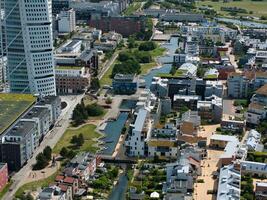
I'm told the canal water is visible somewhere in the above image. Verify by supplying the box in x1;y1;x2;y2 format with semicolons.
144;36;179;88
108;173;128;200
217;17;267;28
107;36;179;198
102;112;129;155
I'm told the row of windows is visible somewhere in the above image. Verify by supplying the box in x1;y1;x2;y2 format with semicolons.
31;44;51;48
32;53;52;58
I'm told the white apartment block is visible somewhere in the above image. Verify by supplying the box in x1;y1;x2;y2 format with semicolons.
58;8;76;33
4;0;56;95
126;109;153;156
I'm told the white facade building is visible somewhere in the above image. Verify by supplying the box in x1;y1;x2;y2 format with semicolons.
126;109;152;156
4;0;56;95
58;8;76;33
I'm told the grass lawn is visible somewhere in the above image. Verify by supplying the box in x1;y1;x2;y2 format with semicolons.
140;62;157;75
123;2;142;16
0;94;36;134
140;46;166;75
0;181;13;199
53;124;101;154
15;172;58;198
99;61;117;86
196;0;267;18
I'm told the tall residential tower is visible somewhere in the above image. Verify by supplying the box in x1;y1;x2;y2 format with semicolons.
3;0;56;95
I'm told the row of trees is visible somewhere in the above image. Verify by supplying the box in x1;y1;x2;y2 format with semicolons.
72;101;104;126
33;146;52;170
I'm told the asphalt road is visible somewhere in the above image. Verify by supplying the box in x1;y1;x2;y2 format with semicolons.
3;95;84;199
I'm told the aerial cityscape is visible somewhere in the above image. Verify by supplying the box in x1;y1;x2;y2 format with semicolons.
0;0;267;199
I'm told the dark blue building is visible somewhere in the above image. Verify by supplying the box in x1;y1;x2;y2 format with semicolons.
112;74;138;94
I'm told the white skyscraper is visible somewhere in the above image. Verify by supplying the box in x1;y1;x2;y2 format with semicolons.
3;0;56;96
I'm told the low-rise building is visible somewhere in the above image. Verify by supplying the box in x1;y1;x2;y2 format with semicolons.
245;129;263;152
173;95;200;111
216;164;241;200
209;134;240;166
64;152;101;181
241;161;267;176
197;95;223;123
245;102;267;125
221;118;245;133
55;175;79;196
38;185;72;200
251;84;267;105
112;74;138;94
205;80;223;98
150;77;168;98
178;63;198;78
55;66;90;94
180;111;201;136
255;182;267;200
0;163;8;192
147;123;178;158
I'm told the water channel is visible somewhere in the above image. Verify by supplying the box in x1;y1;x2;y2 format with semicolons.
107;36;178;199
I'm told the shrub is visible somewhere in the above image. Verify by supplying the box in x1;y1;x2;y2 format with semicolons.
138;41;157;51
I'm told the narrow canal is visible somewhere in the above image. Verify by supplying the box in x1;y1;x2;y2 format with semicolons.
101;112;129;155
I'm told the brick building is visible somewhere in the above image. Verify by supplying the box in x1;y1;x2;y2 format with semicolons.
0;163;8;191
89;16;145;37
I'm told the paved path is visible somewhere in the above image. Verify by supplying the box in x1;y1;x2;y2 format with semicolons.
3;95;84;199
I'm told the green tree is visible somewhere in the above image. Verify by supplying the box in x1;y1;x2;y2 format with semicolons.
77;134;84;146
33;153;48;170
67;150;76;159
91;78;100;90
138;41;157;51
71;135;78;145
43;146;52;161
60;147;68;158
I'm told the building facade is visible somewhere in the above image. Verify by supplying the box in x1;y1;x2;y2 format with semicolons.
0;163;8;192
58;8;76;33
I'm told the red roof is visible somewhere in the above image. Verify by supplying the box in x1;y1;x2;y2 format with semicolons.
55;175;64;182
63;176;75;184
58;183;69;192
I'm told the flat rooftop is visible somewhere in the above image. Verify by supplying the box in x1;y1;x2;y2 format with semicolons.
0;93;36;135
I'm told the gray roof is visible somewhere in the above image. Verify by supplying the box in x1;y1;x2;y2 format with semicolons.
217;164;241;200
23;106;49;119
5;121;35;138
133;109;148;132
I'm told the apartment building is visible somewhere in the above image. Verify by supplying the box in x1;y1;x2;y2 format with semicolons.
227;72;250;98
0;121;37;171
55;66;90;94
147;123;178;158
217;164;241;200
58;8;76;33
126;109;152;157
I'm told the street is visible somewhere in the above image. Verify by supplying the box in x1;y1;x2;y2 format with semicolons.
3;94;84;199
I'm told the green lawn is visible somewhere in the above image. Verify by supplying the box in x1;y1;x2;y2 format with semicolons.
123;2;142;16
140;62;157;75
53;124;101;154
0;94;36;134
15;172;58;198
100;60;119;86
0;181;13;199
197;0;267;18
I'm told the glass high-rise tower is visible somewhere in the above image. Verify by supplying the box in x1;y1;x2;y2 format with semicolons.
3;0;56;95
